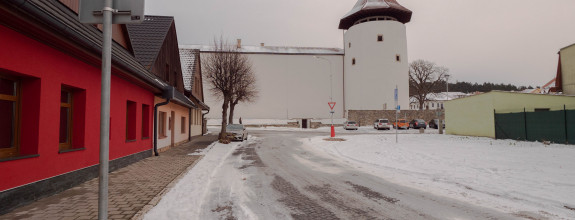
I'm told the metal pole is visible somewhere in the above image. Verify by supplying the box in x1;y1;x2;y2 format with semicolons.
99;0;113;219
395;85;398;143
314;56;335;137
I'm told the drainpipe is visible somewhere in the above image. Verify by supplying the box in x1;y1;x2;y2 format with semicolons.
153;98;171;156
188;108;192;141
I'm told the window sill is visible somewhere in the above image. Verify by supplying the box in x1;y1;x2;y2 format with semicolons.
126;139;136;143
59;148;85;154
159;136;167;139
0;154;40;162
142;137;150;140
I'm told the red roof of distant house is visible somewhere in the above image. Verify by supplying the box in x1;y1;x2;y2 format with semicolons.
339;0;412;29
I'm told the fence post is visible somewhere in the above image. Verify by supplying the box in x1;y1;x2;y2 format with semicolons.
565;105;569;144
524;108;528;141
494;109;497;139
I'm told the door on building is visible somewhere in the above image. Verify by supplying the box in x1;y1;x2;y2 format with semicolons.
302;119;308;129
171;111;175;147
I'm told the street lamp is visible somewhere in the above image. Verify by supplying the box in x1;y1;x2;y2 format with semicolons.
314;56;335;137
445;74;451;103
314;56;333;102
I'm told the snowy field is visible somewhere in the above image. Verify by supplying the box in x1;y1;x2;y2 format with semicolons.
308;134;575;219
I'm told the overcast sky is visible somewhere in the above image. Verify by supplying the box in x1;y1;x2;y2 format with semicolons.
144;0;575;87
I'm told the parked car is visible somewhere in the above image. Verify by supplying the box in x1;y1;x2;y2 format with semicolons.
226;124;247;141
393;119;409;129
409;119;427;129
428;119;445;129
373;119;391;130
343;121;359;130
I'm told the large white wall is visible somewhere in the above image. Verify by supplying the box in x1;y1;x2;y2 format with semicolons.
344;20;410;111
201;53;344;120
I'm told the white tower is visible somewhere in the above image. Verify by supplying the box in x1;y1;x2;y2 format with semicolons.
340;0;412;112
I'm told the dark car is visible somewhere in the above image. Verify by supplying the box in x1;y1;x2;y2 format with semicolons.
409;119;427;129
428;119;445;129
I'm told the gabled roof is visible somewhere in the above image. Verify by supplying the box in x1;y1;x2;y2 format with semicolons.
339;0;412;29
126;16;174;69
179;48;199;91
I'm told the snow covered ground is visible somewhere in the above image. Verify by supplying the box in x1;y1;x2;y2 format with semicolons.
308;133;575;219
146;127;575;219
209;124;439;135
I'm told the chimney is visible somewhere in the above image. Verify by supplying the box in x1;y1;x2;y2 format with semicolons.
237;39;241;49
260;43;265;47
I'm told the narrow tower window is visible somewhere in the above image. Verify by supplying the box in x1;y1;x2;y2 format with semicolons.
352;58;356;65
348;42;351;48
396;55;401;62
377;35;383;42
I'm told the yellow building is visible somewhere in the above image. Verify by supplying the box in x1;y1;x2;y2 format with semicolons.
560;43;575;95
445;91;575;138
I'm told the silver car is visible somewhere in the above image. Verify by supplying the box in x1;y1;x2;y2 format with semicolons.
373;119;391;130
343;121;359;130
226;124;247;141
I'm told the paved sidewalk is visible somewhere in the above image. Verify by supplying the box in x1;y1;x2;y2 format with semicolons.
0;135;217;220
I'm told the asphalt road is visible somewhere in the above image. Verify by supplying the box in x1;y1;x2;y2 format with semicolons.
201;130;522;220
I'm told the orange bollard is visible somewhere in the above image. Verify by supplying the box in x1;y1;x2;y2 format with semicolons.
331;125;335;137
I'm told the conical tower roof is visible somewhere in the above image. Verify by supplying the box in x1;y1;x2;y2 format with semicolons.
339;0;412;29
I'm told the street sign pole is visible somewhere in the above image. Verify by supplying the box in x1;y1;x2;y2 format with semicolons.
395;86;398;143
79;1;144;219
98;1;112;219
329;102;336;137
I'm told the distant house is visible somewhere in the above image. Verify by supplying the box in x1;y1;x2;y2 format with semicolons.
409;92;469;110
180;49;210;134
127;16;207;152
445;91;575;138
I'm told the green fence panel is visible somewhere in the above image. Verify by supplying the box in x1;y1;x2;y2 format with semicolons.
526;111;566;143
567;110;575;144
495;112;526;140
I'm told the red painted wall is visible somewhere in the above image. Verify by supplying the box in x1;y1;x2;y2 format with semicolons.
0;25;154;191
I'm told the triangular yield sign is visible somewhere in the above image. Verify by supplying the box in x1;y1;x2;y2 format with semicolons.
328;102;336;110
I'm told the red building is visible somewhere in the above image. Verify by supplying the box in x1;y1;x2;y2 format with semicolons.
0;0;193;213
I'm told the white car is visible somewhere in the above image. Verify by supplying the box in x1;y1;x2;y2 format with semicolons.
343;121;359;130
374;119;391;130
226;124;247;141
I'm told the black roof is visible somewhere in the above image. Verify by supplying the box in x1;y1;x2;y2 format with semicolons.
339;0;412;29
126;16;174;69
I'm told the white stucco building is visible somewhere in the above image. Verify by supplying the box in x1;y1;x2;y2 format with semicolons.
181;0;413;125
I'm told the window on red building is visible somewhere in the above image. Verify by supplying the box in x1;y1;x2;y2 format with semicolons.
142;104;150;139
126;100;137;141
59;88;73;150
0;75;20;159
59;85;86;152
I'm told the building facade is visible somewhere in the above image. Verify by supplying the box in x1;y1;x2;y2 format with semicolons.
182;0;413;124
445;91;575;138
559;44;575;95
0;1;208;213
0;0;163;213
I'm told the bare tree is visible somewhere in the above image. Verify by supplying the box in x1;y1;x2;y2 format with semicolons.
203;37;256;140
409;59;449;110
228;68;257;124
